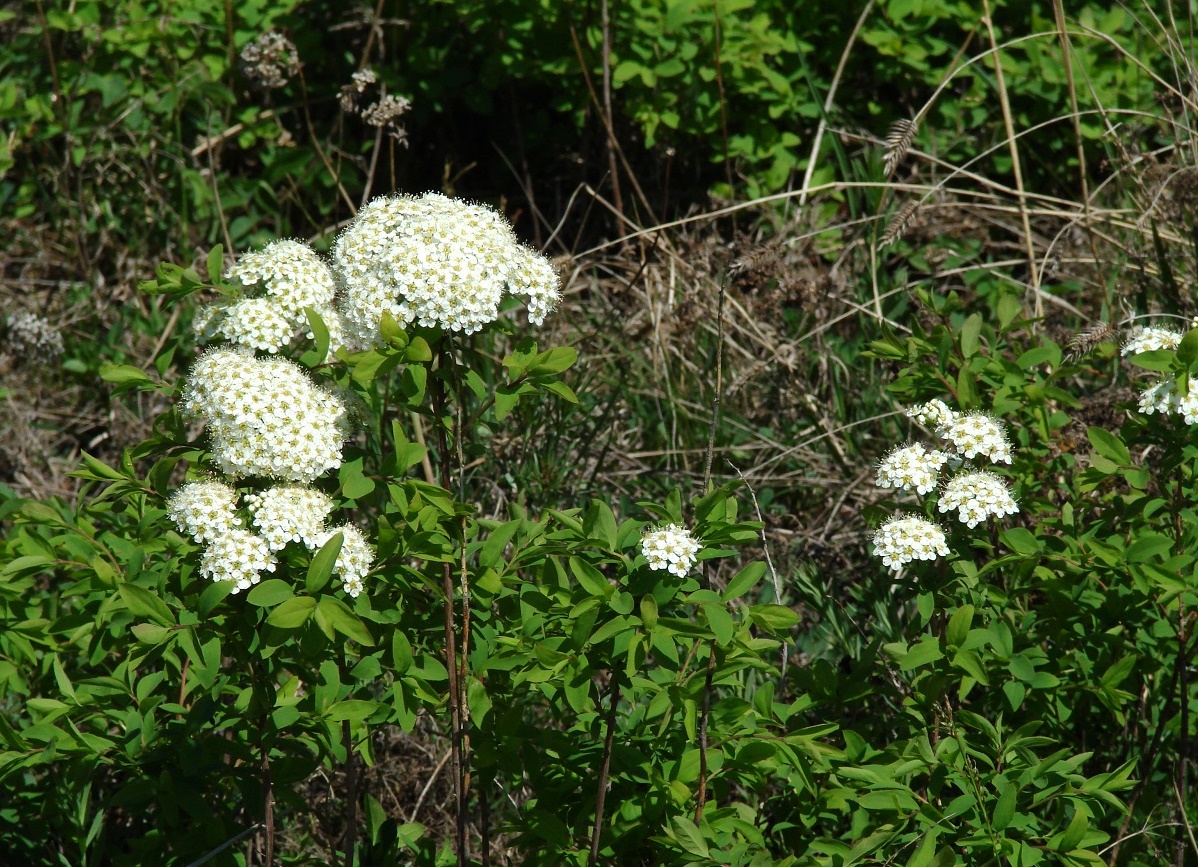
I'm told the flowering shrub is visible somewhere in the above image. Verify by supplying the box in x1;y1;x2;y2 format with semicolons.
0;212;1176;864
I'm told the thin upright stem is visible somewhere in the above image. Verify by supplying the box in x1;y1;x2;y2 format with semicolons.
694;273;726;823
588;679;622;867
262;747;274;867
434;348;468;867
343;720;359;867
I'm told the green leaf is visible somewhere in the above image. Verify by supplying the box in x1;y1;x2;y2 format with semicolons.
722;561;766;601
959;312;983;358
1086;426;1130;466
467;678;492;725
307;533;344;594
1127;349;1175;372
480;520;521;569
317;597;374;645
544;380;578;403
119;583;175;626
246;579;294;607
301;307;331;366
584;500;618;549
130;623;172;645
748;604;799;633
670;816;710;858
640;594;658;631
404;335;432;362
956;367;979;407
1179;328;1198;366
904;827;941;867
900;637;943;670
570;557;612;599
945;604;974;648
1055;809;1089;852
325;699;379;722
379;311;407;346
339;460;376;500
702;602;734;646
100;364;158;392
266;596;317;628
991;782;1017;831
206;244;223;281
1001;527;1041;556
527;346;577;376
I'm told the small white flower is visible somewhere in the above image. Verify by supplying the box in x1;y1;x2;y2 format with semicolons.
244;485;335;550
1140;376;1182;417
313;524;375;597
937;412;1013;464
1122;325;1182;356
937;471;1018;528
199;528;277;592
872;515;950;571
640;524;702;577
906;399;957;428
876;443;950;495
168;480;242;543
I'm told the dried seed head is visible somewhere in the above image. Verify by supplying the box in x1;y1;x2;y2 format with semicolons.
883;118;918;177
1064;321;1118;363
880;200;921;248
5;310;65;363
240;31;299;91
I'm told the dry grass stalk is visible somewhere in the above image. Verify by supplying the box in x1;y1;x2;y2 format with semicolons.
879;200;922;248
883;118;918;177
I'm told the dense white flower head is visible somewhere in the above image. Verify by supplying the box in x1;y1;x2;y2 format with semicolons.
199;528;277;592
906;399;957;428
333;193;560;341
876;443;950;495
937;412;1012;464
194;241;343;353
1138;376;1182;417
225;239;337;314
872;515;950;571
245;485;336;550
937;471;1018;528
641;524;702;577
168;480;242;543
1123;325;1183;357
182;348;352;482
314;524;375;597
212;297;296;353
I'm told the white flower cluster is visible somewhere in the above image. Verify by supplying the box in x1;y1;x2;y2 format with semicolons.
937;471;1019;528
182;348;351;482
1122;323;1198;425
314;525;374;597
937;412;1013;464
169;479;374;594
245;485;335;550
200;529;277;592
876;443;950;495
168;480;242;543
906;399;956;428
334;193;560;341
195;240;353;354
872;399;1019;570
873;515;950;571
1122;325;1182;356
641;524;702;577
